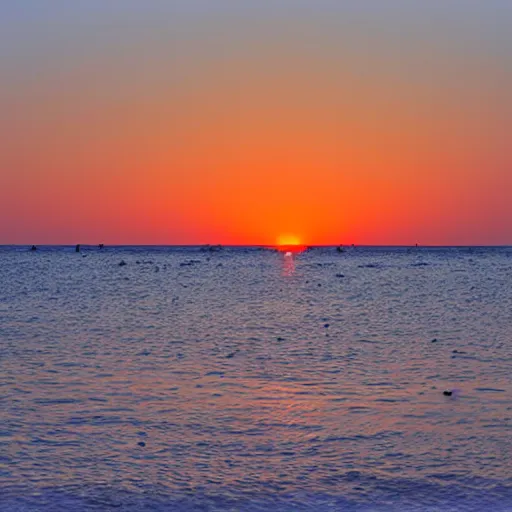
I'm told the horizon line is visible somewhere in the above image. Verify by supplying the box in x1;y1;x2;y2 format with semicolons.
2;244;511;248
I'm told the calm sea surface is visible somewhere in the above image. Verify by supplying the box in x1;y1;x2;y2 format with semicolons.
1;246;511;511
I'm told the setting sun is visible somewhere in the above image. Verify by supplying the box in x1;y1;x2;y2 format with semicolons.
277;234;301;247
275;234;306;253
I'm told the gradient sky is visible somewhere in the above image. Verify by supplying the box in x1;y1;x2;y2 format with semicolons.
1;1;511;245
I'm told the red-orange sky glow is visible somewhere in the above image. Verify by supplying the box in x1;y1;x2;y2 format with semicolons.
1;3;511;245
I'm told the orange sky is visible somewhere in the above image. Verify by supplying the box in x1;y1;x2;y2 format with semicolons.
1;3;511;245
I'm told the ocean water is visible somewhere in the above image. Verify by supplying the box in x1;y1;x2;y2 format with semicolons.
1;245;511;511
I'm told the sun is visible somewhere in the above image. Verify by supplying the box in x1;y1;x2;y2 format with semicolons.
277;234;301;247
275;234;307;252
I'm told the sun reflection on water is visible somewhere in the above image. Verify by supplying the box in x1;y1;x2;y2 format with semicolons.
282;251;296;276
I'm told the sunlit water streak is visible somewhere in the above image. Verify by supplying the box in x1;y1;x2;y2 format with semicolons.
1;246;511;511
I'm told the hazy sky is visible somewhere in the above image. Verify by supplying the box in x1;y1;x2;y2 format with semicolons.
1;1;511;245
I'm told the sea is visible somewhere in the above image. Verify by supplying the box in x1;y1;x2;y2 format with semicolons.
1;245;511;511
